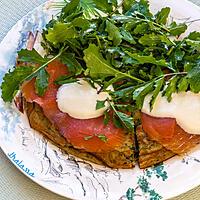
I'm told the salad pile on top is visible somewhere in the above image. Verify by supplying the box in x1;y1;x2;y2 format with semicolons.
1;0;200;132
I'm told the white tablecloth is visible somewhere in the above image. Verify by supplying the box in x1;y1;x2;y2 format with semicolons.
0;0;200;199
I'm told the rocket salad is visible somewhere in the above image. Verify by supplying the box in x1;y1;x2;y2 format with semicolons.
1;0;200;131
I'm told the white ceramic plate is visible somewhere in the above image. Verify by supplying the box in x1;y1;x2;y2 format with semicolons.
1;1;200;199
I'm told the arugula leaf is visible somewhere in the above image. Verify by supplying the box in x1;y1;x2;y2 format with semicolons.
188;31;200;40
122;0;136;13
114;104;133;113
169;22;187;36
18;49;48;64
96;100;106;110
106;20;122;46
80;0;100;18
72;17;90;30
187;65;200;93
162;76;179;101
174;48;185;61
92;0;116;13
59;53;82;75
126;51;168;66
185;39;200;52
113;86;135;99
1;48;65;102
150;65;163;77
168;47;185;72
26;50;65;83
120;27;136;44
133;22;148;34
83;44;144;83
115;111;134;131
125;0;152;19
178;77;189;92
139;33;171;46
55;75;78;85
106;47;125;57
112;15;133;23
133;82;154;109
83;44;120;79
155;7;170;25
150;77;164;110
1;66;34;102
108;100;134;130
35;68;49;96
112;115;123;128
108;0;117;7
46;22;78;45
103;110;110;125
60;0;80;20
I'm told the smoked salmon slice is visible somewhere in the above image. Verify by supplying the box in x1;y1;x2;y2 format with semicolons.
22;60;127;153
141;113;200;154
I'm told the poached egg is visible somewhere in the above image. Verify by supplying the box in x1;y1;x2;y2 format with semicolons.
142;91;200;135
56;79;113;119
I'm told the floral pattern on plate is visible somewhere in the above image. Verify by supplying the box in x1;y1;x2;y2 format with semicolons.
0;1;200;199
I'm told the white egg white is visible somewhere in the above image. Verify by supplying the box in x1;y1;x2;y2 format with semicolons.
56;79;113;119
142;91;200;135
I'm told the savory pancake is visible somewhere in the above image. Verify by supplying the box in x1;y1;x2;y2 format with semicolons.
136;125;175;169
24;100;136;168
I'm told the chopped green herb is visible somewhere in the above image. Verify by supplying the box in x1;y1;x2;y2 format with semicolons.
84;133;108;143
84;135;94;141
97;134;108;142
